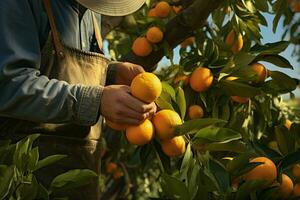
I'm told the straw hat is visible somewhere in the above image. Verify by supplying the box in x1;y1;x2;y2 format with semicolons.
76;0;146;16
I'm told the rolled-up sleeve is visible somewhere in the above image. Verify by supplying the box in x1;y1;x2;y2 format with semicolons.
0;0;103;126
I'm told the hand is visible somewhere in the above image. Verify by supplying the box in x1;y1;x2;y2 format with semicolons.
100;85;156;125
110;62;145;85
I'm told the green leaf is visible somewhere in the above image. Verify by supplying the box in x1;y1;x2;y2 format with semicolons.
16;176;39;200
219;79;262;97
160;174;190;200
28;147;39;171
180;143;192;183
155;96;174;110
233;52;256;67
0;165;15;199
175;118;227;136
255;54;293;69
235;180;267;200
277;150;300;172
227;153;254;174
254;0;269;12
162;82;176;101
50;169;98;192
263;71;297;94
35;155;67;171
36;183;49;200
275;125;295;155
206;140;246;153
176;87;186;119
250;41;289;54
193;127;241;144
188;162;200;199
209;159;230;194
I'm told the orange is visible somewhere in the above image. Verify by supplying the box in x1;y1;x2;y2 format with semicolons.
291;1;300;12
188;105;204;119
230;96;250;104
131;72;162;103
173;5;183;14
106;120;128;131
190;67;213;92
292;164;300;177
250;63;268;83
173;75;189;85
285;119;292;130
224;6;231;13
155;1;171;18
113;169;124;179
132;37;152;57
148;8;157;17
293;183;300;197
126;119;154;145
243;157;277;184
180;36;195;48
161;136;186;157
277;173;293;199
153;109;182;140
146;26;164;43
225;29;243;53
106;162;118;174
226;76;249;104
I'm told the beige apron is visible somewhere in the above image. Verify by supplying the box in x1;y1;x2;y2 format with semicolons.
0;0;109;199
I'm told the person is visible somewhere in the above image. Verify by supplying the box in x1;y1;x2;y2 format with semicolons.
0;0;156;199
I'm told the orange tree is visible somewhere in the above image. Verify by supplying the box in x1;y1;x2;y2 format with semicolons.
101;0;300;199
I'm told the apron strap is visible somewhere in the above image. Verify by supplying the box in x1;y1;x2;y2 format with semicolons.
43;0;65;57
91;13;103;51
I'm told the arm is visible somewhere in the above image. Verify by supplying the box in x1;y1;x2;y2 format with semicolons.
0;0;101;126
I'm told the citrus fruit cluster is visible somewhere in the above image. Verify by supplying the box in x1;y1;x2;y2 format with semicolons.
233;156;300;198
107;72;186;157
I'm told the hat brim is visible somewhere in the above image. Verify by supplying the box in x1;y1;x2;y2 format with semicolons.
76;0;146;16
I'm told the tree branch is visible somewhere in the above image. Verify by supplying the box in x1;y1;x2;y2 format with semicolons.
121;0;224;71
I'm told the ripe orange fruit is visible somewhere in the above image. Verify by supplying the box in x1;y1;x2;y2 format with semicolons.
126;119;154;145
153;109;182;140
291;1;300;12
132;37;153;57
155;1;171;18
250;63;268;83
225;30;243;53
148;8;157;17
226;76;249;104
173;5;183;14
113;169;124;179
188;105;204;119
161;136;186;157
131;72;162;103
180;37;195;48
146;27;164;43
230;96;250;104
292;164;300;177
106;162;118;174
173;75;189;85
293;183;300;197
190;67;213;92
277;173;293;199
243;157;277;183
285;119;292;130
106;120;128;131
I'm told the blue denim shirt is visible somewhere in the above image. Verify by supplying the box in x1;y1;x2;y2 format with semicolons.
0;0;109;126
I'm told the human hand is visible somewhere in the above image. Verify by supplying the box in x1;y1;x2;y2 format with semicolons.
110;62;145;86
100;85;156;125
